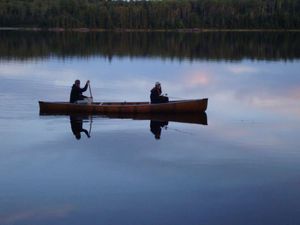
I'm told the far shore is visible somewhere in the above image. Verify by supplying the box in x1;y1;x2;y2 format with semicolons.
1;27;300;32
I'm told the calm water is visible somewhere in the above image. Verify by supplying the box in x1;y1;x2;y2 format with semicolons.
0;31;300;225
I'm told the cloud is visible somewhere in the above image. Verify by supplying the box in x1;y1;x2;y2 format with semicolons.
0;61;81;87
0;204;75;224
249;95;300;116
183;71;211;87
0;62;34;76
288;86;300;98
227;65;258;74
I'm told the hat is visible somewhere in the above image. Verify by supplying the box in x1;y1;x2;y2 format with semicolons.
155;82;161;86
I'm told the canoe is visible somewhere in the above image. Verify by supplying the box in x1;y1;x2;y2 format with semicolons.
39;98;208;115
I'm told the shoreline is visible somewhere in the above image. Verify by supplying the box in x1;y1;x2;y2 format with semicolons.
1;27;300;32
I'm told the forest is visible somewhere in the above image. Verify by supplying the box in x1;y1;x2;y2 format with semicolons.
0;0;300;29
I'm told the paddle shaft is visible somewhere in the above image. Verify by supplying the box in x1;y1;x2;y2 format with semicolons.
88;83;93;98
88;115;93;137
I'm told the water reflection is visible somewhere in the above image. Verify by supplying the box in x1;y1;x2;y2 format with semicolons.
70;115;91;140
1;29;300;225
0;31;299;61
104;112;208;125
42;113;207;140
150;120;168;140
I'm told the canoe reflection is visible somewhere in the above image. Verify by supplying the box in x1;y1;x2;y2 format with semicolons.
107;112;208;125
70;115;91;140
41;112;207;140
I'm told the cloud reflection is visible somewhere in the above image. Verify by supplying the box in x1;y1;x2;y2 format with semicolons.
227;65;258;74
184;71;211;87
1;58;300;119
0;204;75;225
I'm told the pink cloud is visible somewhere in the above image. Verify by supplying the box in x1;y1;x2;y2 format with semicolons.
0;204;75;224
184;71;211;87
288;86;300;98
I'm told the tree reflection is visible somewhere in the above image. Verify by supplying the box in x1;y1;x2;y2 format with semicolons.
1;31;299;61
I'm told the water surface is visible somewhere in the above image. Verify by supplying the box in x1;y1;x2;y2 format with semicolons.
0;31;300;225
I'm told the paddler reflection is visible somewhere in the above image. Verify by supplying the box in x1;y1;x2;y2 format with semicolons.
70;115;91;140
150;120;168;140
66;113;207;140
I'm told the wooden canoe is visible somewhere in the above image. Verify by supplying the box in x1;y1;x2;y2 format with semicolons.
39;98;208;115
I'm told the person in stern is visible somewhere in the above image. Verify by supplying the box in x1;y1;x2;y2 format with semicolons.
150;82;169;104
69;80;90;103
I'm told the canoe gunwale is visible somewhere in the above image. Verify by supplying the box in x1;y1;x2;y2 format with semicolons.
39;99;206;106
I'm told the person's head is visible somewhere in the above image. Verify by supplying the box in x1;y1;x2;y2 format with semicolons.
155;82;161;88
75;80;80;87
75;133;81;140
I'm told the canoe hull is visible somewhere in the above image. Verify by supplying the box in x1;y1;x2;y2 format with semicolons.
39;99;208;115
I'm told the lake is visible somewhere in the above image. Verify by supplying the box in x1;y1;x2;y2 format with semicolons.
0;30;300;225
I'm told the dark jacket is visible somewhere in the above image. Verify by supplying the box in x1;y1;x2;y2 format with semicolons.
69;83;88;103
150;87;162;103
150;86;168;104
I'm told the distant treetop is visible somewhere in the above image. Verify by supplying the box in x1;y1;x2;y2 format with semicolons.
0;0;299;29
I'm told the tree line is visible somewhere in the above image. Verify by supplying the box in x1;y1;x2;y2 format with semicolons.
0;0;300;29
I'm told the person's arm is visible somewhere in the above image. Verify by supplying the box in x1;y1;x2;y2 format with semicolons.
81;83;88;92
82;129;90;138
80;80;90;92
158;87;162;95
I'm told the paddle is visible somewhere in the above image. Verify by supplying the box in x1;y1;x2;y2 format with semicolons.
88;82;93;99
88;115;93;138
88;82;93;137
